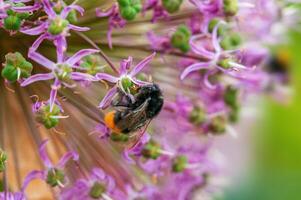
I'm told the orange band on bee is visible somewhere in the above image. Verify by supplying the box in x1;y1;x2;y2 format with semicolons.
104;111;121;133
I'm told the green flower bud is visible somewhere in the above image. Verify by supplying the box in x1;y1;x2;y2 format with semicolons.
55;64;72;81
80;55;103;75
0;149;7;172
223;0;238;16
120;76;134;92
4;15;21;31
118;0;141;21
162;0;183;13
36;104;61;129
46;168;65;187
1;52;33;82
189;106;206;125
53;2;64;14
220;32;242;50
7;3;30;20
229;107;239;122
120;6;137;21
66;9;78;24
110;132;129;142
171;25;191;53
172;155;188;173
132;3;142;12
208;18;226;36
118;0;130;7
224;85;239;109
89;182;106;199
142;140;161;159
209;116;227;134
217;58;232;69
48;17;69;35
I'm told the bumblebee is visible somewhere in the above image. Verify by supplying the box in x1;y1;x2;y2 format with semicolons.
104;84;164;134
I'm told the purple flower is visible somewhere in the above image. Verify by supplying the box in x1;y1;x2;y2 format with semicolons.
0;161;53;200
21;48;99;111
142;0;169;22
27;139;79;188
96;52;156;109
180;22;256;88
21;0;88;52
122;132;151;163
147;31;172;52
190;0;223;15
96;4;126;49
60;168;125;200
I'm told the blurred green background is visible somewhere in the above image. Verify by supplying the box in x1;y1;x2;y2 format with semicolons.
222;31;301;200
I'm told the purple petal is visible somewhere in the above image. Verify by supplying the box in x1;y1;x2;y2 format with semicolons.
98;87;117;109
54;36;67;63
56;151;79;169
107;28;113;49
120;56;132;75
68;24;90;32
66;49;99;66
49;79;60;112
12;3;40;12
132;78;151;86
190;35;215;58
129;52;156;77
20;23;47;35
204;69;218;90
95;73;119;83
71;72;97;81
21;73;54;87
122;150;135;164
106;176;116;192
41;0;56;18
91;168;105;181
21;170;46;193
39;139;53;168
180;62;211;80
95;5;116;17
212;22;223;52
60;5;84;19
29;33;50;52
28;51;56;70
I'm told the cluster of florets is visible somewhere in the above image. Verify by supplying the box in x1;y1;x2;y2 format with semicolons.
0;0;295;199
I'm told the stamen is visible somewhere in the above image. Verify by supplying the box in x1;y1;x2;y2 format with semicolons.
52;128;67;136
49;115;69;119
226;125;238;138
4;83;15;93
102;193;114;200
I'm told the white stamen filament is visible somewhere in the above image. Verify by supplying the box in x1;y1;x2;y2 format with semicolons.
17;68;21;80
57;180;65;188
226;125;238;138
49;115;69;119
238;2;255;8
185;162;202;170
228;61;249;70
157;149;175;156
102;193;113;200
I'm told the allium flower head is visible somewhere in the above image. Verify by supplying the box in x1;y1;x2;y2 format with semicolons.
0;0;294;199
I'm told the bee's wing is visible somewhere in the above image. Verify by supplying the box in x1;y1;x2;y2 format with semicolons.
116;100;150;133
